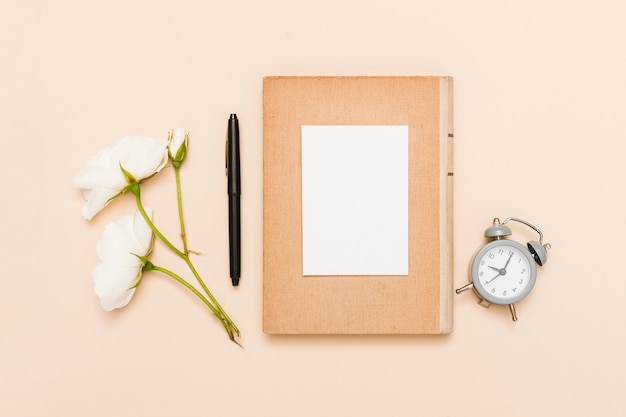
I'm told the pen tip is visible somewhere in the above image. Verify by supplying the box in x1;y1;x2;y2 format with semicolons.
230;113;237;119
231;277;240;286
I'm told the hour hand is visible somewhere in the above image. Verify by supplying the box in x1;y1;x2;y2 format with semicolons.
488;265;500;272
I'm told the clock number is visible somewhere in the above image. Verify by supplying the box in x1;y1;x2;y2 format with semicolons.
491;288;496;293
521;269;526;274
481;260;485;266
519;279;524;284
488;253;495;259
498;249;504;255
502;290;507;296
512;288;517;292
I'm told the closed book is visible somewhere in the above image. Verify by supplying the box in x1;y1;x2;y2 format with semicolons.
263;76;453;334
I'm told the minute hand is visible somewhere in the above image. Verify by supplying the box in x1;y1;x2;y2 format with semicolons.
485;271;502;285
503;252;514;269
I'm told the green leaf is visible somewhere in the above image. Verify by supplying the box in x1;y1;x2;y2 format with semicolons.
119;163;136;184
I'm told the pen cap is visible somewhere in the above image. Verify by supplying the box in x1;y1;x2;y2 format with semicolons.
227;114;241;194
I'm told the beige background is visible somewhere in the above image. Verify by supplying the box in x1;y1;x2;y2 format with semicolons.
1;1;624;416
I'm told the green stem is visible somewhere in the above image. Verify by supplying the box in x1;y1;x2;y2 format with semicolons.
147;263;237;343
130;182;240;343
182;256;240;335
174;166;189;255
171;169;239;336
131;185;184;258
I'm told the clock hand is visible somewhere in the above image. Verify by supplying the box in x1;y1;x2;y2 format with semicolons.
503;252;514;269
484;271;502;285
484;253;514;285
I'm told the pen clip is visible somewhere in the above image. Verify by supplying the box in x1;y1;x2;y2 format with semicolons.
225;134;229;177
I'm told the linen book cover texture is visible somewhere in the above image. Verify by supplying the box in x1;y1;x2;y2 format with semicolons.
263;76;453;334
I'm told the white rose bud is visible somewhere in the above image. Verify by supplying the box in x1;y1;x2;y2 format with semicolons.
168;128;188;167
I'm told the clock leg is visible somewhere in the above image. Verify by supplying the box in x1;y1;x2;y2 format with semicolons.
508;304;517;322
455;283;473;294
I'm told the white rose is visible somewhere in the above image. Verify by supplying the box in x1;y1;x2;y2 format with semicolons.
92;209;154;311
74;136;169;220
168;127;188;164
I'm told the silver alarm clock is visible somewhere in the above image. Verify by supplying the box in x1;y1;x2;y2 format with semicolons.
456;217;551;321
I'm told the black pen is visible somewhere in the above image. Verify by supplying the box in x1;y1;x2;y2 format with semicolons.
226;114;241;286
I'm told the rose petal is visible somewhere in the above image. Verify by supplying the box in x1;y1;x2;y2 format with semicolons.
73;156;126;190
75;136;168;220
97;220;140;267
116;136;169;180
168;128;187;159
92;209;154;311
132;208;153;255
81;186;121;221
93;263;138;311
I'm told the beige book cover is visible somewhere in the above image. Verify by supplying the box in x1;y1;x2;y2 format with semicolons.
263;76;453;334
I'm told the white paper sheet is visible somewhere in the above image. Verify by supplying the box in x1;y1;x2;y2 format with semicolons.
301;125;409;276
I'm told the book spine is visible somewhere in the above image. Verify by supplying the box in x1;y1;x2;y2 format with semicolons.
440;76;454;333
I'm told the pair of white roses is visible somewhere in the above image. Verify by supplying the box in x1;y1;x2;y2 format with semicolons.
74;129;239;345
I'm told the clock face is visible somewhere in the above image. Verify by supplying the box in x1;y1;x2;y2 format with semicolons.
470;240;537;305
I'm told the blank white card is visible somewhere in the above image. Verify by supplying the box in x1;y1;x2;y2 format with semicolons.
301;125;408;276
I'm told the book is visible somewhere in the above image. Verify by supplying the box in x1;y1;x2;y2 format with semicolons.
263;76;454;334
